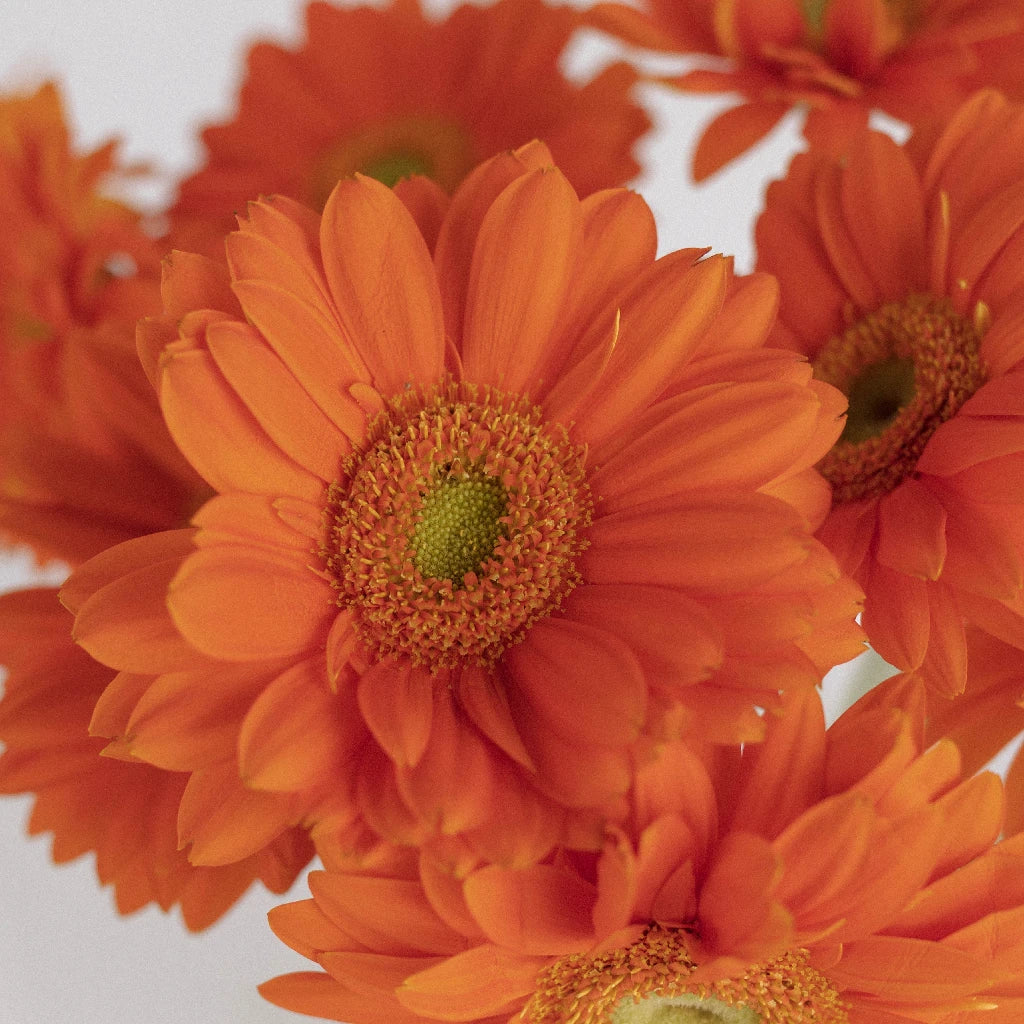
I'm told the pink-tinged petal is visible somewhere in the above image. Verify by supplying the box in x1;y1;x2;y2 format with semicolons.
583;494;812;593
167;545;334;662
456;665;535;771
357;660;434;768
308;869;468;957
460;168;581;396
179;761;303;865
860;559;930;672
320;175;445;393
434;141;554;344
160;345;323;501
504;617;645;746
875;479;947;580
230;279;369;440
563;584;722;688
397;944;544;1020
204;319;346;481
463;863;596;955
240;654;364;791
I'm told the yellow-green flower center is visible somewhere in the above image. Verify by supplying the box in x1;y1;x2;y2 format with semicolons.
361;150;435;189
323;381;592;670
812;294;986;504
523;926;849;1024
412;469;509;583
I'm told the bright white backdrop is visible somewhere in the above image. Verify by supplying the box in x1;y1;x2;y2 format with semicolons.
0;3;853;1022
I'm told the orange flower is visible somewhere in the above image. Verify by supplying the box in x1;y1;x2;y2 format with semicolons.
754;90;1024;696
169;0;649;255
65;142;862;870
0;587;313;930
588;0;1024;179
261;685;1024;1022
0;82;204;565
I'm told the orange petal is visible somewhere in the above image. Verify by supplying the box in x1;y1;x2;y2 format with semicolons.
693;101;790;182
463;863;596;955
167;545;334;661
240;654;364;791
875;478;947;581
357;660;435;769
320;175;445;394
460;168;581;396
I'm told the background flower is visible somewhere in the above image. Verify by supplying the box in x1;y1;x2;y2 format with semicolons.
755;90;1024;697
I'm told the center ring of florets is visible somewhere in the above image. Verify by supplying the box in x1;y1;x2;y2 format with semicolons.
812;294;987;504
322;380;593;670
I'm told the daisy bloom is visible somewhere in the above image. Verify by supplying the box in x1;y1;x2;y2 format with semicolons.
260;684;1024;1023
0;587;314;930
65;142;862;871
754;89;1024;695
0;81;204;565
588;0;1024;180
169;0;649;255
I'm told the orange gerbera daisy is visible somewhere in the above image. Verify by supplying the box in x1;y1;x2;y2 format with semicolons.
0;82;205;565
588;0;1024;179
169;0;649;256
261;684;1024;1022
754;89;1024;696
0;588;313;930
65;142;862;870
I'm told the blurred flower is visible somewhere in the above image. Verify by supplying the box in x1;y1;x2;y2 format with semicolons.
0;82;205;565
261;685;1024;1022
755;89;1024;696
169;0;649;255
0;587;313;929
63;142;861;872
589;0;1024;179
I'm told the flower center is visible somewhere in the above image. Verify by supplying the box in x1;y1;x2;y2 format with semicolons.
523;927;848;1024
812;295;986;504
305;115;475;209
323;381;592;670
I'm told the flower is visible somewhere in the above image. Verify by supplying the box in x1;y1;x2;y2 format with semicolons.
0;587;314;930
588;0;1024;179
65;142;862;871
0;81;204;565
754;89;1024;695
260;684;1024;1022
169;0;649;255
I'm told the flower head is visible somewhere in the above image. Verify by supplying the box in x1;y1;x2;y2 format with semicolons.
0;82;203;564
65;143;862;871
0;587;313;930
755;89;1024;695
260;685;1024;1022
170;0;650;254
589;0;1024;179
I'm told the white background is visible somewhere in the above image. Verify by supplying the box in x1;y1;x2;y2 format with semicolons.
0;3;860;1022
